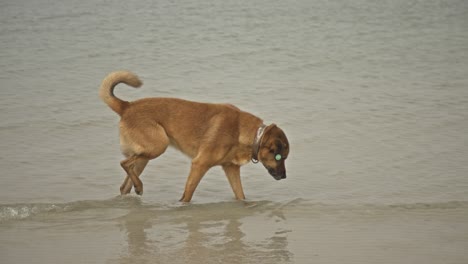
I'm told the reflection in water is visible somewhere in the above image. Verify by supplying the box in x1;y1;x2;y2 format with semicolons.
114;202;293;264
117;208;157;263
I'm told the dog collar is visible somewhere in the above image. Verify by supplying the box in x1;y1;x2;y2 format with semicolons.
251;124;267;164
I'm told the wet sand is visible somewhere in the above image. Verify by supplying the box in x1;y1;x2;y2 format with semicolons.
2;198;468;264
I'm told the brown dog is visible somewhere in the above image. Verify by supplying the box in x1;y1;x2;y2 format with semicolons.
99;71;290;202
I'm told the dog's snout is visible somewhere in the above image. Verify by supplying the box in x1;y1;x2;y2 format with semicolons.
267;167;287;181
268;168;276;175
277;170;286;180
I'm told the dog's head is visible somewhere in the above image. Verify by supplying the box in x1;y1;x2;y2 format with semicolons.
258;124;290;180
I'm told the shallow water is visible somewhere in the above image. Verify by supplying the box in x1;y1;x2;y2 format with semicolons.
1;0;468;263
2;197;468;264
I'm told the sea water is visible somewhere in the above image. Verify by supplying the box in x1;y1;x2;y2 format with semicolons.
1;0;468;263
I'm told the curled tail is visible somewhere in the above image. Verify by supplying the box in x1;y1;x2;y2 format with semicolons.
99;71;143;116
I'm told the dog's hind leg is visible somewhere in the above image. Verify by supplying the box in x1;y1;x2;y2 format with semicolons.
120;176;131;195
222;164;245;200
119;123;169;195
120;156;148;195
120;158;149;195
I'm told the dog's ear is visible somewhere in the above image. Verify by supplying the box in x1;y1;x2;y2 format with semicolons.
263;123;277;135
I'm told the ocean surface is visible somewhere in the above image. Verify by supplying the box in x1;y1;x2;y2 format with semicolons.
1;0;468;263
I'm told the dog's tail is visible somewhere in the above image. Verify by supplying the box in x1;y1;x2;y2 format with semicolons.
99;71;142;116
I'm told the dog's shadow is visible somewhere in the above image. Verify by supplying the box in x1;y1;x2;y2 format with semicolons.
114;199;293;264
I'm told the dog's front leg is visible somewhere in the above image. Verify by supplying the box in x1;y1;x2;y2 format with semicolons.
180;160;210;202
222;164;245;200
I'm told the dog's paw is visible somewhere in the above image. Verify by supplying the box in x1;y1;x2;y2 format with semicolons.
179;193;192;203
179;195;186;202
120;187;132;195
134;187;143;196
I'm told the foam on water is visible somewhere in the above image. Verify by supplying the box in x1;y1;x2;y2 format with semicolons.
2;197;468;223
0;196;141;222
